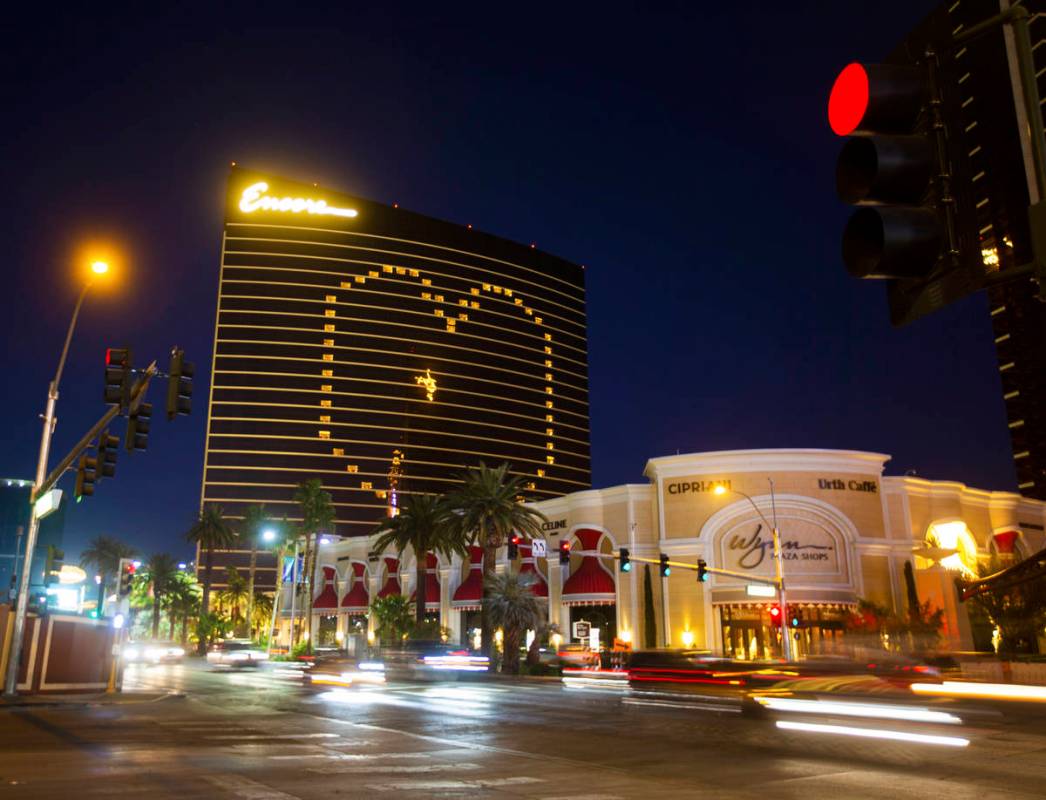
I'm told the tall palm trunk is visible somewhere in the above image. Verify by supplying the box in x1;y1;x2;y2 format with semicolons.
415;549;427;625
152;594;161;639
181;614;189;646
198;548;214;655
168;612;176;641
481;538;496;671
247;541;257;639
303;533;316;649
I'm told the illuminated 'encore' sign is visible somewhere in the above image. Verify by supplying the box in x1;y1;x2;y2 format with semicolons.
239;181;358;218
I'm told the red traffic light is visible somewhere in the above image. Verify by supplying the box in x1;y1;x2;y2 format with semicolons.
828;63;868;136
769;604;781;619
510;533;522;546
125;562;136;575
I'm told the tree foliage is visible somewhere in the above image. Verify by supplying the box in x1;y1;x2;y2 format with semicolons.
484;571;543;674
968;557;1046;655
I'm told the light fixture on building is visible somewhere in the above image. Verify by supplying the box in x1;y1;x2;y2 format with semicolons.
680;630;695;648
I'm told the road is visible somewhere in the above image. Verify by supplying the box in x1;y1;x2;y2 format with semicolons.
1;659;1045;799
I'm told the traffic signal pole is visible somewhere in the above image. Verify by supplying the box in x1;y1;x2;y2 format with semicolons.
2;364;156;697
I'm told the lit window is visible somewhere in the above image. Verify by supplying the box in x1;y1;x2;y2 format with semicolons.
319;430;331;440
544;333;552;341
321;384;332;392
526;481;535;490
323;353;333;361
396;266;406;275
545;359;552;367
534;317;542;325
368;270;378;278
381;265;393;273
494;286;503;294
435;309;444;317
324;309;336;317
458;313;468;321
1009;419;1025;429
537;469;545;477
546;455;555;465
324;324;335;332
340;281;351;289
483;283;491;291
544;346;552;354
320;415;331;423
1015;451;1030;459
446;322;456;332
361;481;373;490
376;489;387;499
546;428;554;436
525;308;533;315
459;299;469;307
545;373;553;381
505;289;513;297
355;275;365;284
546;401;553;409
422;278;432;286
409;269;419;277
325;294;337;302
421;292;432;300
435;294;444;302
321;369;333;377
546;442;554;450
545;386;553;394
471;288;480;296
347;464;358;473
470;301;479;309
514;298;523;306
323;338;334;347
320;399;332;408
545;414;553;423
332;447;344;456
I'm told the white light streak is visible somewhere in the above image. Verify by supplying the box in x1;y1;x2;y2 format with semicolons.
776;720;969;747
758;697;961;724
912;680;1046;702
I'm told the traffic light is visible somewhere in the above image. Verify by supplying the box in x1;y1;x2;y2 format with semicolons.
96;429;118;482
769;604;782;626
696;558;708;582
659;554;670;577
118;559;136;597
618;547;631;573
166;347;194;420
44;545;64;584
104;348;133;413
74;452;97;502
507;533;521;560
790;608;802;628
558;539;571;564
126;402;152;452
828;7;1043;326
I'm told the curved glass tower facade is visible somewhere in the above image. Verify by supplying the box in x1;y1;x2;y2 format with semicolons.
202;168;591;538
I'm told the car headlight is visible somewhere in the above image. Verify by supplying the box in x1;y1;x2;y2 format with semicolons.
358;661;385;672
145;648;163;660
169;648;185;658
124;648;139;660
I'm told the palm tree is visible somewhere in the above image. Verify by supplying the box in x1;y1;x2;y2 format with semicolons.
144;553;179;640
240;504;270;636
251;591;274;642
293;480;335;648
165;574;202;645
372;494;465;624
185;504;238;652
484;571;543;674
79;535;136;613
218;567;250;634
444;462;547;667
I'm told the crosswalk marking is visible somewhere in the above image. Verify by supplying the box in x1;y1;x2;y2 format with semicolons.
307;763;480;775
367;776;544;792
267;752;432;761
201;773;301;800
205;733;340;741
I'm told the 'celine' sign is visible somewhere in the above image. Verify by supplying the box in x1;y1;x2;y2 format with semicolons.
239;181;359;218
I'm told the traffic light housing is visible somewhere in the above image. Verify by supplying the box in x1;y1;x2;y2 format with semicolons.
126;402;152;452
44;545;64;585
558;539;571;564
790;608;802;628
96;429;118;481
769;604;782;626
74;452;97;502
104;348;133;413
507;533;521;560
696;558;708;582
167;347;194;420
659;553;670;577
118;559;136;597
619;547;631;573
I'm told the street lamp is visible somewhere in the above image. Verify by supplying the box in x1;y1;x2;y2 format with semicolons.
262;528;277;543
4;259;112;697
713;480;793;662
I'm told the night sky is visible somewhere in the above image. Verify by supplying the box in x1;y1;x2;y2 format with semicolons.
2;1;1009;565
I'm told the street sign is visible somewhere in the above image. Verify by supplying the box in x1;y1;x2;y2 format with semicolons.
572;621;591;640
33;489;62;519
531;539;547;558
746;584;776;598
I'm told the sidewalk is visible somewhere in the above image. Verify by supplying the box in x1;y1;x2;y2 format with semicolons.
0;690;183;708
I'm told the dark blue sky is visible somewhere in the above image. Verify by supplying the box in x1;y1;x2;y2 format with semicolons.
2;1;1009;564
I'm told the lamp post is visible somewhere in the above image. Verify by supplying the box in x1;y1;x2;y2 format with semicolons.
4;261;109;697
714;479;792;662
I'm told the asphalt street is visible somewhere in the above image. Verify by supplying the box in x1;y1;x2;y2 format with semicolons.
1;660;1045;799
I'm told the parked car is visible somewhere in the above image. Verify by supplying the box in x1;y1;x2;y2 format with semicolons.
124;641;185;664
206;639;268;668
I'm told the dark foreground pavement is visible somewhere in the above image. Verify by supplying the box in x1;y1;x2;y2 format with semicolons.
1;660;1045;799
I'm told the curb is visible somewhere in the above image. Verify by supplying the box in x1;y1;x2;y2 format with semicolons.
0;690;184;709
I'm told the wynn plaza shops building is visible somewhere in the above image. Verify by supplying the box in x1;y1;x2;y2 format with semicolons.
300;449;1046;658
197;168;591;591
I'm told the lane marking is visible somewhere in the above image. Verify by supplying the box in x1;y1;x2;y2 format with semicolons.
268;752;432;761
205;733;340;741
201;773;301;799
307;763;480;775
367;776;544;791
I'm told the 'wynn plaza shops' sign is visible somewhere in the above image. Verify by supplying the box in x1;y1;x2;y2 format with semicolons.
715;519;845;578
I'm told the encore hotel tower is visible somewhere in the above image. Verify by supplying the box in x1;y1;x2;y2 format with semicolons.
200;168;591;555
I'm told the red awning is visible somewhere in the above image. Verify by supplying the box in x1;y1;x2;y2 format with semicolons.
562;529;615;606
377;557;401;598
313;566;339;610
410;553;440;611
519;542;548;598
452;546;485;609
341;562;369;614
